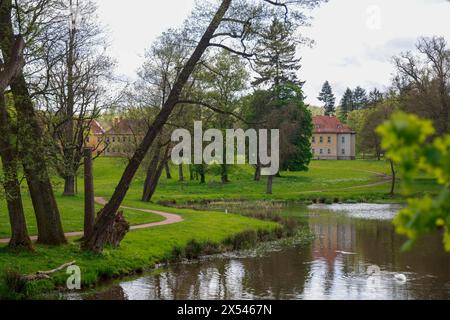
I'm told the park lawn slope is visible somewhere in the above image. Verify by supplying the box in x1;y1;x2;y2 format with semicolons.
0;194;165;238
0;204;279;299
100;158;437;203
0;158;438;238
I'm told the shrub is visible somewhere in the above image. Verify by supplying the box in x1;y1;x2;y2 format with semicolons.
225;230;258;250
3;271;27;295
184;240;203;259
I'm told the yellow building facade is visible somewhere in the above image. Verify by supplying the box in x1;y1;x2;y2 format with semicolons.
311;116;356;160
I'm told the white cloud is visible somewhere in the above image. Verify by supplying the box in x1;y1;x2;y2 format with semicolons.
301;0;450;105
93;0;450;106
94;0;196;80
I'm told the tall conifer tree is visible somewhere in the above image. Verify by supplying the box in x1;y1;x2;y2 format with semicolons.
318;81;336;115
253;19;302;87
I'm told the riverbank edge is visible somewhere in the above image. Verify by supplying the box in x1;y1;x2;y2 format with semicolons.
0;205;311;300
68;227;315;300
157;195;409;208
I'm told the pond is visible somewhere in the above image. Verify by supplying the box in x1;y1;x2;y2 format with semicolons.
75;203;450;300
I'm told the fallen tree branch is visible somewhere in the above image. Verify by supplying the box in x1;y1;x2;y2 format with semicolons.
23;261;77;281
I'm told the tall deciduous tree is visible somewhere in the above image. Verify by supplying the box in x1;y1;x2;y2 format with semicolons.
0;0;66;245
196;50;249;183
393;36;450;136
243;84;312;194
41;0;116;197
0;35;32;249
318;81;336;116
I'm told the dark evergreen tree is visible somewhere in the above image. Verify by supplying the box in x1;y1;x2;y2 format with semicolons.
353;86;369;110
274;84;313;172
368;88;384;106
253;19;302;87
318;81;336;115
339;88;354;121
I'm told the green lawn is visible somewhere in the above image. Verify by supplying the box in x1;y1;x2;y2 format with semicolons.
0;158;439;298
1;158;436;238
0;194;165;239
92;157;438;204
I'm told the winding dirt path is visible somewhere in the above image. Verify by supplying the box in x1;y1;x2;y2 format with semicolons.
297;169;392;194
0;197;184;244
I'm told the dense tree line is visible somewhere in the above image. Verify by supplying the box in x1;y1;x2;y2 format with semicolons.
0;0;325;252
321;36;449;164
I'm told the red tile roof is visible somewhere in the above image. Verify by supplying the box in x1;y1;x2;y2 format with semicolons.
89;120;105;135
313;116;355;134
106;118;146;135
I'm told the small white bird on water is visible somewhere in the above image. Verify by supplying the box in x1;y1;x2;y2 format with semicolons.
394;273;407;283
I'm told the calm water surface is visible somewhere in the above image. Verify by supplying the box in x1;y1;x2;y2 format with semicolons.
79;203;450;300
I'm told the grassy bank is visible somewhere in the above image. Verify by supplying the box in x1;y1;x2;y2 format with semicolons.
0;205;280;299
0;158;427;237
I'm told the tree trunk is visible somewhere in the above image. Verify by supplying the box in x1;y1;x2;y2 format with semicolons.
266;175;274;195
221;164;229;184
390;160;396;197
165;162;172;179
254;165;262;182
142;152;161;202
0;0;66;246
12;76;67;245
145;160;166;203
143;146;170;202
179;164;184;182
189;164;194;181
62;6;76;196
104;211;130;248
84;148;95;239
82;0;232;253
200;173;206;184
63;175;76;196
0;94;32;249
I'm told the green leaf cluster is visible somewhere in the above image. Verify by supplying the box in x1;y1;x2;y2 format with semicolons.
377;112;450;251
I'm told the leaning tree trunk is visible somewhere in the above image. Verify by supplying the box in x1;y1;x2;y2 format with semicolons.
0;0;66;245
0;94;32;249
82;0;232;253
142;152;161;202
143;146;170;202
145;159;166;203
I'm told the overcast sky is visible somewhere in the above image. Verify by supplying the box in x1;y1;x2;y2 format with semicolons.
94;0;450;106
